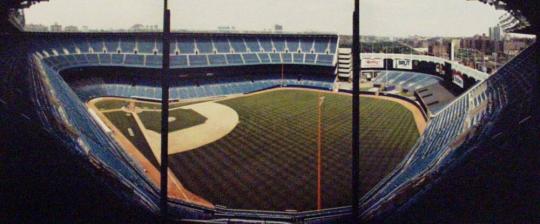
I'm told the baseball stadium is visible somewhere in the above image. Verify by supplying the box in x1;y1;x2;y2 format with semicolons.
1;0;539;223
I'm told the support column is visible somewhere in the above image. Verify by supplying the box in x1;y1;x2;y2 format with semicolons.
160;0;171;223
351;0;361;222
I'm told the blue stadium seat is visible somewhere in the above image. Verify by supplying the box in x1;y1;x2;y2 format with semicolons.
104;39;119;53
300;39;314;53
258;53;271;63
86;54;99;64
188;55;209;66
120;38;136;53
195;38;214;53
171;55;188;67
273;38;286;52
259;37;273;52
124;54;144;65
111;54;124;64
146;55;162;67
286;37;300;53
245;37;261;52
226;54;243;64
304;54;316;64
269;53;281;63
313;38;329;53
213;38;231;53
88;38;104;53
98;54;112;64
178;37;195;54
316;54;333;65
229;38;247;53
242;53;260;64
208;54;227;65
281;53;292;63
293;53;304;63
137;39;156;54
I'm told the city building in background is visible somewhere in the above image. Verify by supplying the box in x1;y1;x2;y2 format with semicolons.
49;22;62;32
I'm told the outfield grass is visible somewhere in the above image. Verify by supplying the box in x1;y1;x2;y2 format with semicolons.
138;108;207;132
104;111;159;168
167;89;419;211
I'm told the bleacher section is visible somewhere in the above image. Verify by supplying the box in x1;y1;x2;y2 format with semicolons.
416;83;457;114
360;43;538;220
372;71;442;92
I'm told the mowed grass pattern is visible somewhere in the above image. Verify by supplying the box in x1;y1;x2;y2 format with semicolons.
104;111;159;168
168;90;419;211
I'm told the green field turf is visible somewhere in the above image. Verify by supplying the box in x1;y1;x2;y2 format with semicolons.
95;99;129;110
103;111;159;168
94;98;203;111
95;89;419;211
166;89;420;211
135;101;205;110
138;108;207;132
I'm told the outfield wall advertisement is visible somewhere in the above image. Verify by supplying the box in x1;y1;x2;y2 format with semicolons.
361;58;384;69
393;59;412;70
453;73;464;88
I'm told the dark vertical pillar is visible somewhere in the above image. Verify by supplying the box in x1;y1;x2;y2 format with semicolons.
444;62;453;83
351;0;361;222
160;0;171;223
533;36;540;146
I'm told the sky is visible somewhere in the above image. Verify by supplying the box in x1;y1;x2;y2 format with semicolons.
24;0;505;37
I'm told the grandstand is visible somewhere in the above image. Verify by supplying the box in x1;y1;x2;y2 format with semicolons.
1;0;539;223
33;34;338;70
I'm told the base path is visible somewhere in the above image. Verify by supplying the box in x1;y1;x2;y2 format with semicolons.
139;102;239;156
86;99;213;208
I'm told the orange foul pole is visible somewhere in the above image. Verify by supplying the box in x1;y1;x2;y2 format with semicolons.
317;95;325;210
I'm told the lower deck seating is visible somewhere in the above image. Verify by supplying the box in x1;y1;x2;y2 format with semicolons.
69;74;335;101
361;43;538;219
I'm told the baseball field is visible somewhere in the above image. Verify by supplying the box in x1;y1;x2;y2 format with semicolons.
89;88;421;211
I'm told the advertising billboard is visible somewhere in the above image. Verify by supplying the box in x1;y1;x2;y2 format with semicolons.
453;73;464;88
436;63;443;75
393;59;412;70
361;58;384;69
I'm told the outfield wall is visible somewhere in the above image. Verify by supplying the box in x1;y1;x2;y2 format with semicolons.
358;53;488;95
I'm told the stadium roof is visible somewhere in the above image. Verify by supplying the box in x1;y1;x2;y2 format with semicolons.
0;0;47;9
475;0;540;34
